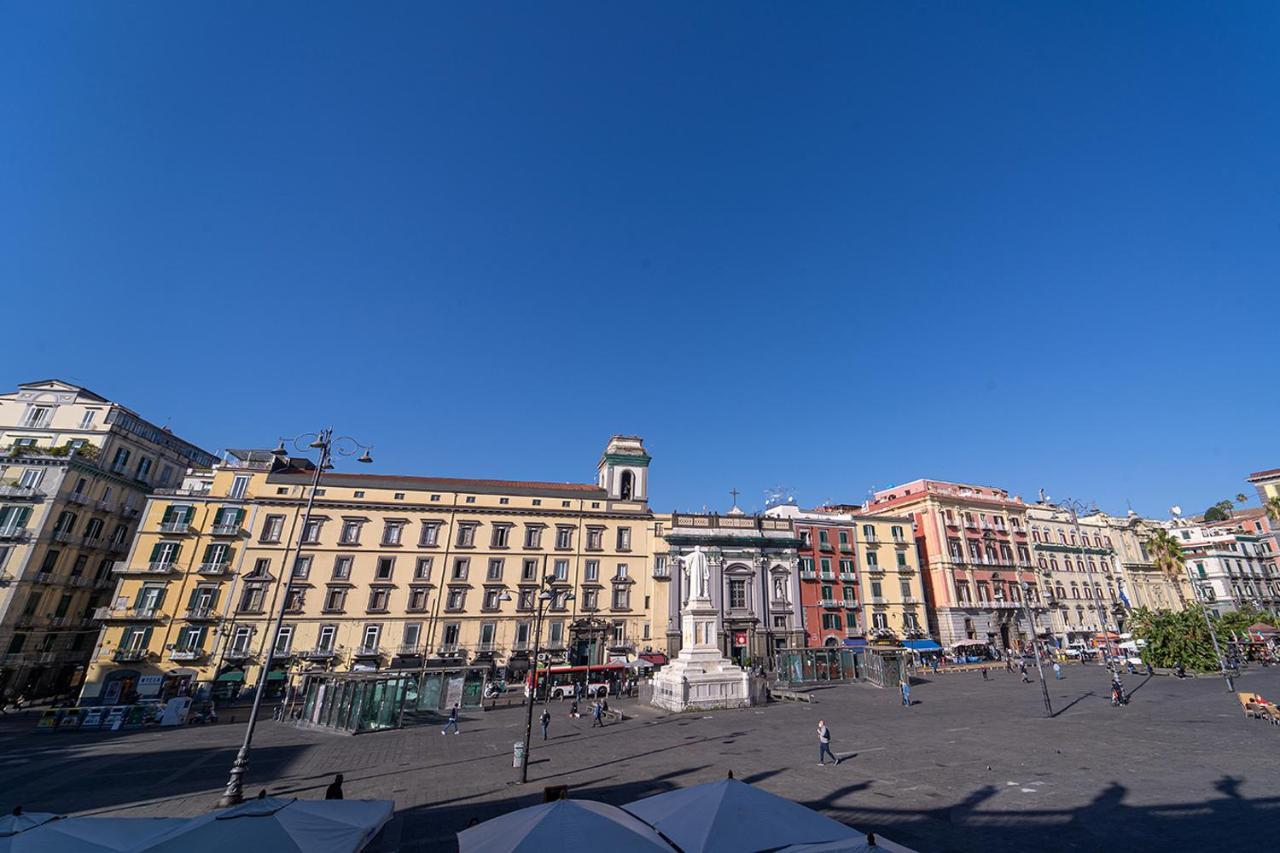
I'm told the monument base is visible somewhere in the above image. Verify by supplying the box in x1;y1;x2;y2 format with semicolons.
650;652;752;712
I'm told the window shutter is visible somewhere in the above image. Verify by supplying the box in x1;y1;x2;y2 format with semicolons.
188;588;201;608
203;544;216;562
171;544;182;563
141;626;154;649
154;588;166;608
209;589;219;609
161;506;174;524
149;542;164;562
235;508;246;525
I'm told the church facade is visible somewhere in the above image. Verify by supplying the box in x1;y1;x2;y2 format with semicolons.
662;510;805;666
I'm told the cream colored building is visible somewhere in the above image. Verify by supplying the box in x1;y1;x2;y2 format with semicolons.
1082;511;1190;612
0;380;216;700
80;436;662;704
851;512;928;641
1026;503;1127;646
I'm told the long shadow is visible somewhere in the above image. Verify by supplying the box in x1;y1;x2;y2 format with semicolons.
1127;675;1154;698
1051;691;1097;718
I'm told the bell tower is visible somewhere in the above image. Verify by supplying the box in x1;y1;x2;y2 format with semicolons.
597;435;650;502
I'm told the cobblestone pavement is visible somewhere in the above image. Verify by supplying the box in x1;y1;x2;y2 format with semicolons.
3;664;1280;852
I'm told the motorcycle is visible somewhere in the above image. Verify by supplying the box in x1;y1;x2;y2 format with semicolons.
483;680;508;700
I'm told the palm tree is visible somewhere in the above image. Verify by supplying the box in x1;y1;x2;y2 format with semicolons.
1146;527;1188;610
1266;495;1280;526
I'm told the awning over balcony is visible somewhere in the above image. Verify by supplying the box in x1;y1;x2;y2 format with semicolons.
216;671;244;682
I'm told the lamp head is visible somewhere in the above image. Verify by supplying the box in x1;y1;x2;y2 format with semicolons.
272;439;287;457
357;449;373;464
308;436;326;449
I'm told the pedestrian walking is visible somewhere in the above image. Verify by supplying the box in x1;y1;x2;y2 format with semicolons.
540;708;551;740
591;701;605;728
981;667;989;681
1019;662;1031;684
441;705;460;735
325;774;344;800
1052;662;1062;680
817;720;838;766
899;677;911;707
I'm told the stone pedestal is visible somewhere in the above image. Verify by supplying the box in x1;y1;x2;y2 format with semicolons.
651;598;751;712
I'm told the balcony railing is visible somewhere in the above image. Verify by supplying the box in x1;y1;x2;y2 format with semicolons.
95;606;165;621
396;644;423;656
224;647;255;661
96;499;114;512
148;561;177;574
0;485;41;499
299;647;339;660
34;572;54;585
169;648;206;661
799;570;817;580
353;645;384;658
52;529;77;544
112;648;149;662
185;606;219;621
0;526;31;542
159;522;191;534
108;540;128;553
65;491;91;506
211;524;244;537
197;562;231;575
842;599;860;609
839;572;857;582
819;598;841;608
121;505;140;517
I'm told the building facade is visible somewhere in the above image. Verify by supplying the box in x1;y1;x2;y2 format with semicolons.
0;380;216;700
662;509;804;665
851;512;928;643
80;436;662;705
863;480;1045;650
1083;511;1189;612
1026;503;1127;647
764;504;861;647
1168;512;1280;618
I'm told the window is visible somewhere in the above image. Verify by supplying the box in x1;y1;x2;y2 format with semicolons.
729;580;746;608
375;556;395;580
292;555;312;579
465;496;475;504
361;625;381;651
23;405;53;428
228;475;250;499
820;557;833;577
482;589;503;610
441;623;461;650
555;527;574;550
456;523;477;547
249;558;271;578
332;555;353;579
896;551;907;568
238;585;266;613
553;559;569;581
956;582;970;603
284;588;305;612
547;620;564;646
615;563;628;580
261;515;285;542
840;559;854;575
381;521;405;546
339;519;363;544
518;589;535;611
446;589;466;611
414;557;433;580
900;580;912;599
324;588;347;612
871;581;883;599
585;559;599;581
612;620;626;643
843;586;858;604
491;525;511;548
487;558;504;581
819;530;830;547
110;448;130;472
79;409;98;429
521;559;538;582
839;530;850;545
799;529;812;547
586;528;604;550
148;541;180;567
368;588;390;611
872;612;888;630
135;458;152;482
891;526;904;542
617;527;632;551
230;626;253;653
524;526;543;549
301;518;323;544
408;587;429;611
479;622;497;649
452;558;469;580
515;621;531;649
419;521;441;547
582;589;599;610
866;551;879;568
612;587;630;609
821;584;833;601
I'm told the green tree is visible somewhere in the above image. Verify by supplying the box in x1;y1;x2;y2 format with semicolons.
1204;505;1228;522
1146;528;1187;609
1265;496;1280;526
1130;607;1218;670
1212;607;1274;643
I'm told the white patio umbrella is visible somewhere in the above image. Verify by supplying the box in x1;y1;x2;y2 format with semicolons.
132;797;393;853
779;833;918;853
625;779;858;853
0;817;186;853
458;799;675;853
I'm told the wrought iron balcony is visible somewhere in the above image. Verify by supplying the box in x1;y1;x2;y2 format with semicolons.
185;606;220;621
159;522;191;534
169;648;207;661
197;562;231;576
211;524;244;537
298;647;339;660
0;526;31;542
112;648;150;662
65;491;91;506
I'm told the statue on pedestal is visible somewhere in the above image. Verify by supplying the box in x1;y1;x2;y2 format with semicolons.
681;546;711;602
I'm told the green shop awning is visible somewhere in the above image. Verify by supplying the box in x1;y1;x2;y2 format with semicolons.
216;671;245;682
266;671;287;681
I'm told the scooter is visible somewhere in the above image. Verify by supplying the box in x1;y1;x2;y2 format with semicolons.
483;680;509;699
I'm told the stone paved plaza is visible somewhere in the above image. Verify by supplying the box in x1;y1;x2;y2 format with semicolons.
3;664;1280;852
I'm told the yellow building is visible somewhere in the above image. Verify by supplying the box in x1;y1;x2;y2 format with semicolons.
850;512;928;641
80;436;660;704
0;380;215;700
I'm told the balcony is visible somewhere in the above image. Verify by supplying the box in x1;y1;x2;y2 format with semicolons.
842;599;860;609
52;529;78;544
185;606;220;621
298;647;339;661
819;598;841;608
211;524;244;537
396;644;423;656
96;499;114;512
159;522;191;534
121;505;141;518
0;485;41;499
112;648;149;662
81;537;104;551
224;647;255;662
107;540;128;553
839;572;857;582
799;570;817;580
352;646;384;658
197;562;231;576
34;572;55;585
476;641;498;654
148;561;178;574
169;648;207;661
0;526;31;542
864;565;885;574
65;491;91;506
95;606;165;622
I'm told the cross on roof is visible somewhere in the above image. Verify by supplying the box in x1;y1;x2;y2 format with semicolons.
729;488;740;507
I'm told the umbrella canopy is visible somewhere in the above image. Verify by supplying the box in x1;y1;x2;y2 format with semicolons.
0;818;186;853
134;798;393;853
779;834;917;853
0;813;59;839
459;799;673;853
625;779;857;853
1248;623;1279;635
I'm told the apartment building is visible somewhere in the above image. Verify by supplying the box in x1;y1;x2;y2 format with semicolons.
863;479;1044;650
79;436;659;705
765;504;861;647
1082;511;1189;612
1026;503;1127;646
1169;511;1280;618
0;380;216;699
850;512;928;642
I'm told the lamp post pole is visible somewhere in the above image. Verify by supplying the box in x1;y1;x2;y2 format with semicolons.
1020;580;1054;717
216;428;372;808
520;559;572;784
1185;563;1235;692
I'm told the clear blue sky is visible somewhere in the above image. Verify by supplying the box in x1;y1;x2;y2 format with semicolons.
3;3;1278;518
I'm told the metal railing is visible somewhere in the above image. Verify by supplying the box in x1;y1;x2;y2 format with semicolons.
159;522;191;534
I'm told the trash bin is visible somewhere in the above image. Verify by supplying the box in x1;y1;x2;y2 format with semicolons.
513;740;526;768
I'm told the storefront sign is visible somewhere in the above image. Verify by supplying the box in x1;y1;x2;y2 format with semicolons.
137;675;163;696
735;633;747;645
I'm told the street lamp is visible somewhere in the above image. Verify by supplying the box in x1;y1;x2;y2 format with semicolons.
519;564;573;784
216;428;372;807
1019;580;1054;717
1185;565;1235;692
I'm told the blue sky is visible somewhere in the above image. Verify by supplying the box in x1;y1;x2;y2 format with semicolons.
3;3;1278;518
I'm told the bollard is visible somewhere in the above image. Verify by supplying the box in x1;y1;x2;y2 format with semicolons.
512;741;526;769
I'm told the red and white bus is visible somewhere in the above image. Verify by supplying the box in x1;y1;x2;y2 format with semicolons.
527;663;625;700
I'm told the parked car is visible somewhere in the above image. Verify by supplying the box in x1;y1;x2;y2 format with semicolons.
1063;644;1099;660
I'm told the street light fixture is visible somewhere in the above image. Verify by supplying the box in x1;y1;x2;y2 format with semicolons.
519;563;573;784
216;427;373;808
1019;580;1054;717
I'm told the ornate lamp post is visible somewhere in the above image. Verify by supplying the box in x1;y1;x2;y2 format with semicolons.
519;563;573;784
1019;580;1054;717
216;428;372;807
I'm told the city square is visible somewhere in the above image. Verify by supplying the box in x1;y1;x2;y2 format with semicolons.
4;665;1278;852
